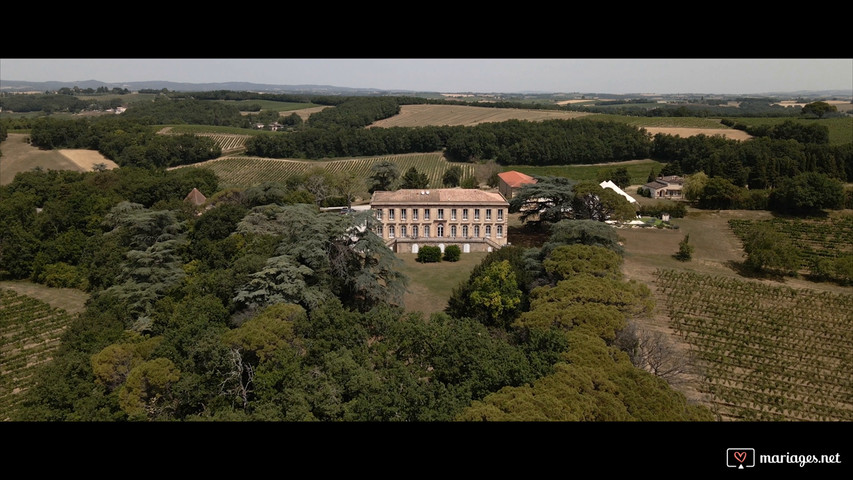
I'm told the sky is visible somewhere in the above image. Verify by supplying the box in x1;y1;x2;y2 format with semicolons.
2;58;851;95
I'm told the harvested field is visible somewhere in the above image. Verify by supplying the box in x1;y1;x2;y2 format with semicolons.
1;134;79;184
292;106;332;121
642;127;752;141
57;149;118;171
368;104;592;128
0;134;118;184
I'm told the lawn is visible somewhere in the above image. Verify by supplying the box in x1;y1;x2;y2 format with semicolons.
396;251;488;316
0;279;89;315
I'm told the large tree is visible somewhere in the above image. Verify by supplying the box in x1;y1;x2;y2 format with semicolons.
367;160;400;193
442;166;463;187
469;260;523;329
571;182;637;222
400;167;429;189
509;176;576;225
741;223;801;274
768;172;844;214
234;204;407;312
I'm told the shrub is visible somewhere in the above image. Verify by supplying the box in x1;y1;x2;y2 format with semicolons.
416;246;442;263
673;235;693;262
638;200;686;218
443;245;461;262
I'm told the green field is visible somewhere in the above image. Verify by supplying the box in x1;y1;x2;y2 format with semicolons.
192;153;477;190
396;251;488;315
587;115;731;129
726;117;853;145
504;159;664;186
75;92;159;104
219;99;319;112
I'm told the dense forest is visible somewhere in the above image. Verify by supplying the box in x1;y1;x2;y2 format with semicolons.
0;165;710;420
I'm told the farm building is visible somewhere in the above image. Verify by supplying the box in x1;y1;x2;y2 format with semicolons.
370;188;509;254
600;180;638;204
643;175;684;199
184;188;207;206
497;171;537;199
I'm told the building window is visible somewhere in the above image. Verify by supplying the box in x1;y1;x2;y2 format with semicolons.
474;209;480;220
462;209;469;220
451;225;457;238
413;209;418;221
401;209;407;221
437;224;444;237
424;209;430;220
497;225;503;238
412;225;418;238
485;225;491;238
474;225;480;237
401;226;407;237
388;209;395;221
437;208;444;220
376;209;383;220
486;209;492;220
424;226;430;237
389;225;395;238
462;225;469;237
497;209;503;221
451;209;457;220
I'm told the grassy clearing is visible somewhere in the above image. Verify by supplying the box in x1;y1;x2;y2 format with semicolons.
369;104;591;128
727;117;853;145
0;280;89;315
74;92;158;104
220;100;319;112
587;114;732;129
396;251;488;316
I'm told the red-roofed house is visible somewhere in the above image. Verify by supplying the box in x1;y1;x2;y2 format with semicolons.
370;188;509;253
497;171;537;199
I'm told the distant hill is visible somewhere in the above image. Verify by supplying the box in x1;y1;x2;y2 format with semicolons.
0;79;430;95
1;79;850;99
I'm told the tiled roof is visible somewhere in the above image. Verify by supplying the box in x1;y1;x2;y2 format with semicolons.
184;188;207;206
371;188;508;205
497;171;537;188
643;180;669;189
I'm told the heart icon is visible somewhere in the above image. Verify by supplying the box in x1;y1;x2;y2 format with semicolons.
734;451;747;463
